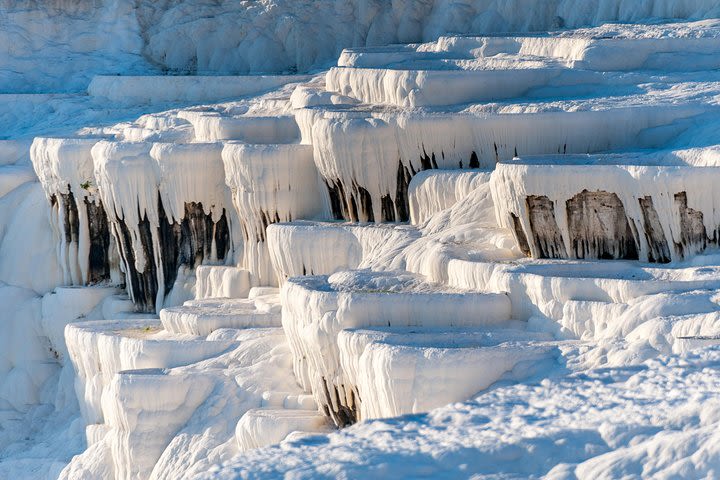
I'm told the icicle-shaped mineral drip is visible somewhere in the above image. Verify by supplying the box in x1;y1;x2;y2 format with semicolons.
31;136;116;285
150;142;227;224
93;140;162;309
223;143;328;286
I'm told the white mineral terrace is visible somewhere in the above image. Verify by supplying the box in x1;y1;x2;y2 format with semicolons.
87;75;311;105
235;408;331;450
183;113;301;143
30;136;118;286
307;95;709;222
92;140;233;311
331;19;720;106
337;327;556;420
492;151;720;263
267;221;362;282
160;294;282;336
281;270;512;426
8;12;720;480
65;319;234;424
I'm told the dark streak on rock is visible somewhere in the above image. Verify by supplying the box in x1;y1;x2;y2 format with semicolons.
60;191;80;246
395;160;412;222
115;213;158;312
324;180;345;220
566;190;638;260
526;195;567;259
675;191;707;257
111;196;229;312
381;195;395;222
357;186;374;222
510;213;531;257
638;196;671;263
420;146;432;170
320;376;356;427
54;189;113;285
85;198;112;283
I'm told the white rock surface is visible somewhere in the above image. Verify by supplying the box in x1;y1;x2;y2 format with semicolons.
281;270;512;425
235;408;331;451
8;11;720;480
65;319;234;424
223;143;329;286
267;222;362;282
88;75;310;106
338;327;556;420
194;265;251;300
160;295;282;336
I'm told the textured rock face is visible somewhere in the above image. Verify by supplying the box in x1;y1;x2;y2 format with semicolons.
492;159;720;263
13;14;720;479
675;191;708;258
84;197;114;284
31;137;120;287
110;198;231;312
222;143;328;286
93;141;233;312
511;190;657;262
526;195;566;259
51;191;114;285
9;0;719;93
566;190;639;261
309;103;701;224
337;328;556;421
638;196;671;263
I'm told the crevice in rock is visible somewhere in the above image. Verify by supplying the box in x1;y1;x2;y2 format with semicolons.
114;213;158;312
325;179;345;220
395;160;412;222
357;185;374;222
60;191;80;247
381;194;396;222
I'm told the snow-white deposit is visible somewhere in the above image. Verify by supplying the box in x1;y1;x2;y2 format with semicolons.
8;8;720;480
281;270;512;426
222;142;329;286
4;1;720;93
204;346;720;479
337;327;556;420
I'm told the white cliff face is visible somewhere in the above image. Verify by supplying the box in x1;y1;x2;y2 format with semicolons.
5;1;720;93
8;8;720;480
337;327;556;420
31;137;118;286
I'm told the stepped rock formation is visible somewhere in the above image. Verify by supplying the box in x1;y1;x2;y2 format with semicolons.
4;7;720;480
